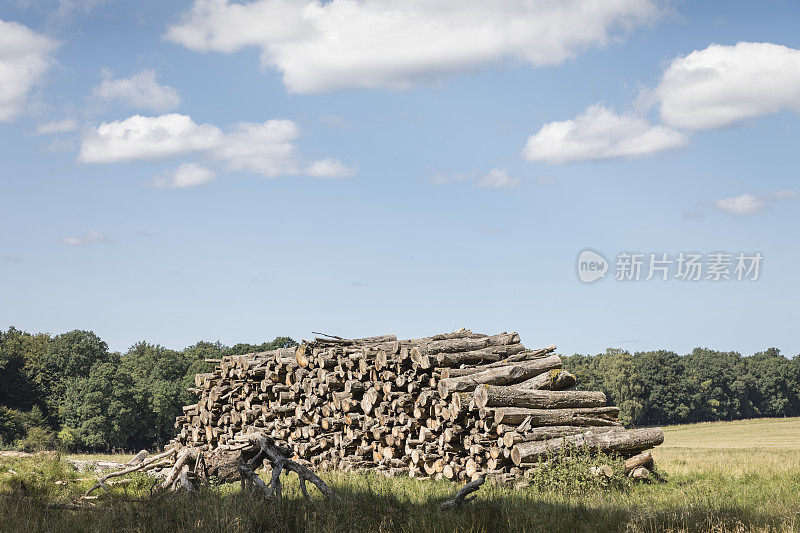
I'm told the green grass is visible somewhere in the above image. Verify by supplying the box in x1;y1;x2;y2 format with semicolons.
2;418;800;532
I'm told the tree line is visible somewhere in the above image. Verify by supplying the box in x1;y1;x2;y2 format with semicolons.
0;327;295;451
2;326;799;451
562;348;800;426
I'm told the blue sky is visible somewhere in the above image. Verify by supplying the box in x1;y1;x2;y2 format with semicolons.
1;0;799;356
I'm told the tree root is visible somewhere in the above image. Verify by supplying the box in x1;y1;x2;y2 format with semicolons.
238;435;340;501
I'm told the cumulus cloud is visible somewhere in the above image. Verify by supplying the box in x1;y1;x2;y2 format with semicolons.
79;113;355;179
711;190;797;216
165;0;660;93
79;114;223;163
92;70;181;112
0;18;58;121
476;169;520;189
304;158;358;178
657;42;800;130
151;162;216;188
34;118;79;135
523;104;687;164
59;229;111;246
212;119;300;176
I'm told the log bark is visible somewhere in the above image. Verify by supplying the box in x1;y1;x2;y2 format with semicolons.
511;427;664;465
435;344;525;366
442;345;557;377
493;406;620;427
624;451;654;473
438;355;562;398
473;386;606;410
419;333;520;356
516;370;576;391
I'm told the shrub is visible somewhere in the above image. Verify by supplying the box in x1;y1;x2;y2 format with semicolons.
0;407;26;446
57;427;79;451
17;427;57;453
525;443;629;495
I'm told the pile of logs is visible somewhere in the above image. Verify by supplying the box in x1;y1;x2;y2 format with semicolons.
171;330;664;484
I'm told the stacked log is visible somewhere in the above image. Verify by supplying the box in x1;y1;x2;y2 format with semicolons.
172;329;663;483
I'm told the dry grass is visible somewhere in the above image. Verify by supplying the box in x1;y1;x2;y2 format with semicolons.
1;418;799;532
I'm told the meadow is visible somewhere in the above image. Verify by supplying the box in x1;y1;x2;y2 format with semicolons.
1;417;799;532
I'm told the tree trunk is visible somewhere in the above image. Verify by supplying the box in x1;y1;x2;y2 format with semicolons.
438;355;562;398
516;370;576;391
493;406;620;427
511;427;664;465
473;386;606;409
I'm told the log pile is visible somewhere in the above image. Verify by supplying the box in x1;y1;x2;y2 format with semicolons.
171;329;664;483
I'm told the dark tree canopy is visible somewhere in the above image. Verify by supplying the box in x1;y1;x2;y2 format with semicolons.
0;327;297;450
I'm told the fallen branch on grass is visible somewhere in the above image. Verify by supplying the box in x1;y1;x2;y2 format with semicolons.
85;447;176;496
440;475;485;510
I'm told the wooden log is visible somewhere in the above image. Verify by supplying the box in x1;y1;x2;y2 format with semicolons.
517;425;609;441
419;333;520;356
442;345;557;376
473;386;606;409
517;369;576;391
435;344;526;366
438;355;562;398
510;427;664;465
624;451;653;473
493;406;620;427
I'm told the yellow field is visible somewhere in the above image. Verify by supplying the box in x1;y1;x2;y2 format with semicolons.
654;417;800;480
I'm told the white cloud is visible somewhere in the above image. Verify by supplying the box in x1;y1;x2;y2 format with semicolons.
523;104;687;164
212;119;300;176
151;162;216;188
304;158;357;178
80;113;355;179
165;0;660;93
657;42;800;130
712;194;766;216
92;70;181;112
79;114;223;163
59;229;111;246
476;169;519;189
711;191;797;216
34;118;79;135
0;18;58;121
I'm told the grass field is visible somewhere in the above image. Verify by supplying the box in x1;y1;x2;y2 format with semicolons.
1;417;799;532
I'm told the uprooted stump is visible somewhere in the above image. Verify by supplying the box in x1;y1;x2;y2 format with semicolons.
232;435;340;501
84;433;339;501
